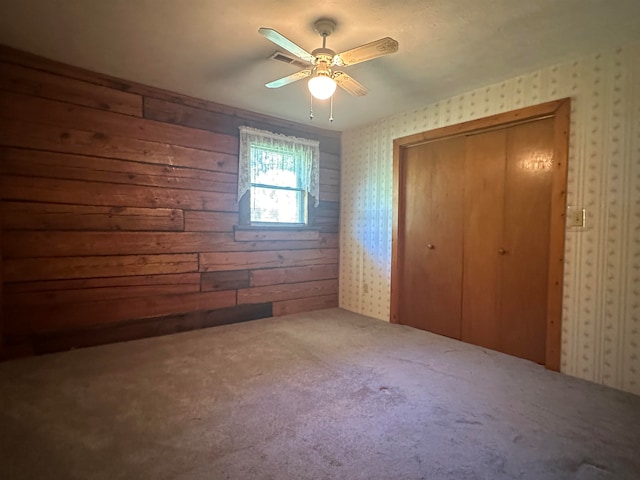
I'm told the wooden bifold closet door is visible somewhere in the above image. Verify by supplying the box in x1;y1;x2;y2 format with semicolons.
391;100;569;368
462;118;554;364
399;137;465;339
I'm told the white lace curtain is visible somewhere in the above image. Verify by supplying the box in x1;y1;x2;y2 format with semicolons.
238;126;320;207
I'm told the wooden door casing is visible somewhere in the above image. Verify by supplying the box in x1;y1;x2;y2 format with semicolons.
391;100;570;370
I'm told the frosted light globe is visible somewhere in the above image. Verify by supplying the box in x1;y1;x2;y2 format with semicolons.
308;75;337;100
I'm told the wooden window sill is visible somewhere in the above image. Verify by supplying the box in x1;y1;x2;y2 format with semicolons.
233;224;321;241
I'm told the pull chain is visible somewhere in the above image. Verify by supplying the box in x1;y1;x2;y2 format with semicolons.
309;93;314;120
329;94;334;122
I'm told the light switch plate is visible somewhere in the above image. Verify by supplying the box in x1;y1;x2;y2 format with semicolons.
567;206;586;229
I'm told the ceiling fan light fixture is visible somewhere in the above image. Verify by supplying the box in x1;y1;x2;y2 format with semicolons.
308;74;336;100
259;18;398;119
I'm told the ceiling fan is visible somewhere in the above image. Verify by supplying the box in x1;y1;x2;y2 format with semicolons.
259;19;399;102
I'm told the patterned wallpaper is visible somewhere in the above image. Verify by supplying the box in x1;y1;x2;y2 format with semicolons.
340;42;640;395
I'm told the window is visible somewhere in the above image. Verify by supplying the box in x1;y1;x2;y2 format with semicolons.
238;126;319;225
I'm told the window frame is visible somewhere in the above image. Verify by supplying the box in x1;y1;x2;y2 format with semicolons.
239;186;317;228
250;183;308;226
237;127;319;228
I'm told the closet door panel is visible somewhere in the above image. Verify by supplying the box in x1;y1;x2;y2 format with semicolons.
398;145;433;331
462;130;506;349
500;118;555;364
398;137;465;338
427;137;466;338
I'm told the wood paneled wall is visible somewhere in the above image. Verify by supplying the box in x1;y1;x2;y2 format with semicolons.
0;46;340;356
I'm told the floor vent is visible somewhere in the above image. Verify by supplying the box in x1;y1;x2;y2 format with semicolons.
269;51;310;69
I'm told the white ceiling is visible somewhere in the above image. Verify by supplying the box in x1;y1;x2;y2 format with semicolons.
1;0;640;131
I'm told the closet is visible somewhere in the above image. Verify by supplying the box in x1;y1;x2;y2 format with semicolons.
391;100;570;369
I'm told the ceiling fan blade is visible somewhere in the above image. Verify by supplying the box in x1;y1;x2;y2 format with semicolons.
258;28;315;64
333;72;368;96
334;37;398;67
265;69;312;88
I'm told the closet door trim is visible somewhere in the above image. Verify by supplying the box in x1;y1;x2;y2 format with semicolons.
391;98;570;371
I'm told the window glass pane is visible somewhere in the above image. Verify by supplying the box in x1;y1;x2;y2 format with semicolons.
250;149;299;189
250;187;305;223
253;165;298;190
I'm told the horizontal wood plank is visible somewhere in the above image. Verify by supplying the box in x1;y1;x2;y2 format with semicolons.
183;211;238;232
10;289;237;332
0;62;143;116
314;211;340;222
318;225;339;234
320;152;340;171
0;91;239;154
250;264;339;287
238;279;338;304
200;270;250;292
320;167;340;185
1;202;184;232
272;294;338;316
5;273;202;294
317;225;339;234
0;147;237;193
319;188;339;202
144;96;241;137
3;231;339;257
143;97;341;155
319;184;340;196
314;214;340;226
2;231;228;258
1;176;238;212
200;249;338;272
4;254;198;282
316;201;340;216
5;273;201;306
31;302;273;354
0;119;239;173
319;189;340;203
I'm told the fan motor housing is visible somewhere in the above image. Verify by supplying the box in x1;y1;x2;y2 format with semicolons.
313;61;332;76
312;48;336;65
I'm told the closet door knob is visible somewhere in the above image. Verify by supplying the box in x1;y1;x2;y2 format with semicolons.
498;248;507;255
427;244;435;250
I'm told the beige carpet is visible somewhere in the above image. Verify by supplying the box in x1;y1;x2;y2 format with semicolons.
1;308;639;479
